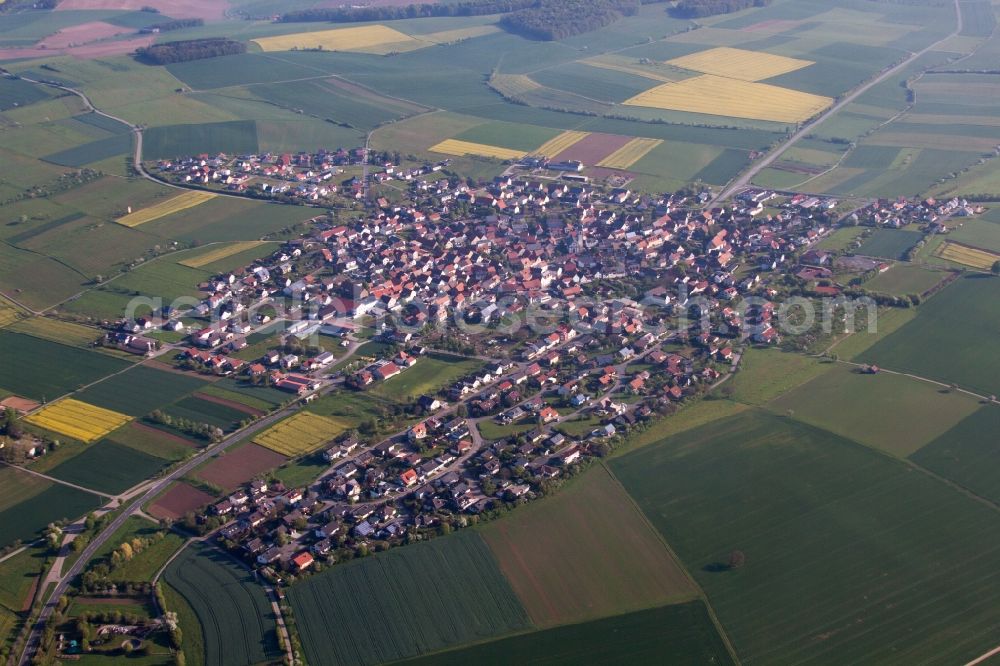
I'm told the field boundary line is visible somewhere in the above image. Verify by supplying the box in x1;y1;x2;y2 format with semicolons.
599;461;743;665
0;461;113;500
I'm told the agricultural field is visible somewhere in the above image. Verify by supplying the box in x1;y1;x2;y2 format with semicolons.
863;263;951;296
667;47;813;81
0;544;47;614
454;122;561;153
253;411;350;457
480;464;696;627
624;76;831;123
252;25;424;54
611;410;1000;665
856;229;924;260
769;364;981;457
75;365;209;417
0;298;23;327
197;385;277;414
726;348;832;406
860;276;1000;397
115;191;216;228
429;139;525;161
195;443;287;492
164;544;281;666
47;439;170;495
86;515;185;583
26;398;132;443
3;317;102;347
403;602;733;666
163;395;251;432
177;241;269;269
135;197;314;245
161;582;204;666
148;482;215;520
108;422;196;462
596;138;662;170
373;354;483;403
534;131;589;158
933;240;999;271
0;484;102;549
142;121;259;160
910;406;1000;504
0;466;52;513
289;530;530;666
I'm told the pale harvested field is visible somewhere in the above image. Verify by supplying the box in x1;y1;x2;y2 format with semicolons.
26;398;131;443
625;75;831;123
904;113;1000;127
490;73;542;97
429;139;524;160
419;25;501;44
666;46;814;81
534;131;589;158
116;191;215;228
597;138;663;169
869;133;999;152
583;56;684;83
253;25;423;54
934;241;1000;270
178;241;267;268
38;22;129;49
55;0;228;20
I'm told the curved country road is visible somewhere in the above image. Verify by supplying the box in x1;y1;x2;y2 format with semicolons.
711;0;964;205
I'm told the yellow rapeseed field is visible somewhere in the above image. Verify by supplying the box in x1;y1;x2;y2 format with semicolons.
934;241;1000;270
253;411;350;457
597;138;663;169
535;131;590;158
666;47;814;81
624;75;832;123
179;241;268;269
429;139;525;161
116;191;216;228
253;25;423;54
27;399;131;443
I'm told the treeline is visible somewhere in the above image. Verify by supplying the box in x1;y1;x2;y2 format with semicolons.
501;0;641;40
136;38;246;65
144;17;204;32
671;0;771;18
279;0;538;23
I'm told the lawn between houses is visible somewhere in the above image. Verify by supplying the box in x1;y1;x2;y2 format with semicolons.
611;410;1000;665
371;353;485;403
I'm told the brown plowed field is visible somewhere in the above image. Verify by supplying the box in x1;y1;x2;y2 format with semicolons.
56;0;229;21
195;443;287;491
551;132;632;165
194;392;264;417
148;482;215;520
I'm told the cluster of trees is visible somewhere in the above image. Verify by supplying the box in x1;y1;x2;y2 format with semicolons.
0;407;22;439
672;0;771;18
148;410;223;442
279;0;538;23
500;0;642;40
144;18;204;32
136;38;246;65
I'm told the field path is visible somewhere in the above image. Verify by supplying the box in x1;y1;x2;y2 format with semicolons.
0;461;112;499
711;0;965;204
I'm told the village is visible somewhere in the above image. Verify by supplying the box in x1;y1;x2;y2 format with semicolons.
66;144;983;583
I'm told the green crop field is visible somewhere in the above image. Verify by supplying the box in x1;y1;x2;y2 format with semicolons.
947;216;1000;254
454;122;561;153
0;331;130;401
860;276;1000;396
4;317;102;347
0;484;102;550
138;197;313;245
164;543;281;666
611;410;1000;665
864;263;950;296
402;602;734;666
42;134;132;168
163;395;249;431
372;354;483;403
142;121;259;160
910;406;1000;503
856;229;924;260
197;385;274;413
212;378;289;408
769;363;981;457
75;365;209;417
0;77;50;110
162;581;205;666
47;440;171;495
726;348;832;406
107;423;195;462
0;545;47;613
0;467;51;513
289;530;530;666
480;464;697;627
530;62;653;103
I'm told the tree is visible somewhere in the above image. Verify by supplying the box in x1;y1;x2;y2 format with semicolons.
728;550;746;569
992;260;1000;275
